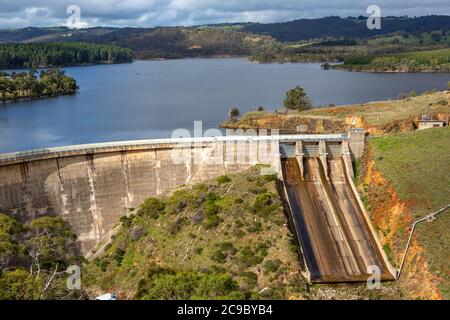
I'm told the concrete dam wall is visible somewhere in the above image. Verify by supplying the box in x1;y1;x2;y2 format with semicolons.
0;133;362;255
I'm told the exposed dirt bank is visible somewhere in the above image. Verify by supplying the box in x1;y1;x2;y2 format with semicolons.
358;148;443;299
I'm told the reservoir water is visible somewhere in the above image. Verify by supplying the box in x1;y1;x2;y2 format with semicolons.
0;58;449;153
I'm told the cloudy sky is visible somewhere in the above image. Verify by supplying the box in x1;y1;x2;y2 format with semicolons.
0;0;449;29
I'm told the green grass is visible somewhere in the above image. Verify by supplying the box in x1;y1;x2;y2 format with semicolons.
370;127;450;210
370;127;450;298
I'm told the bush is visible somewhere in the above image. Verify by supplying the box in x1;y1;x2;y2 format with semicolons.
202;199;222;229
241;271;258;286
238;246;263;267
217;175;231;184
113;248;125;266
264;259;282;273
166;217;188;235
95;257;109;272
252;192;279;218
139;197;165;218
164;191;189;215
120;215;133;228
137;268;244;300
247;221;262;233
211;242;237;263
204;215;223;229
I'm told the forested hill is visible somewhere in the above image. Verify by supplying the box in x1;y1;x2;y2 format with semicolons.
0;15;449;67
0;42;133;68
243;15;450;42
1;16;449;44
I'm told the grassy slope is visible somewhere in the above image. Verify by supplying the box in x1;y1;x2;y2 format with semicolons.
223;91;449;131
369;127;450;297
83;166;406;300
83;166;304;299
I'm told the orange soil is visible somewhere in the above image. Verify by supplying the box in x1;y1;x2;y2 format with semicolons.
362;156;443;299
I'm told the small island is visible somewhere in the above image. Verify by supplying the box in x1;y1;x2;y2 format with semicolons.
0;68;78;102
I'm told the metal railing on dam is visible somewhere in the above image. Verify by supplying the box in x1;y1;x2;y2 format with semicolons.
0;134;348;165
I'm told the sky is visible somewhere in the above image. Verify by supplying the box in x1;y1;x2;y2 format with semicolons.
0;0;449;29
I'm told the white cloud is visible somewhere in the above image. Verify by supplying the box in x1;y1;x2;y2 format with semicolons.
0;0;448;28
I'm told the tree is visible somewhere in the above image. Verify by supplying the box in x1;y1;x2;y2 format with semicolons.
25;216;76;277
0;213;24;271
283;86;312;111
228;107;240;120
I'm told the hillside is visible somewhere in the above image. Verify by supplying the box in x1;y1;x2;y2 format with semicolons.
357;127;450;298
2;16;450;44
0;42;132;68
243;16;450;42
221;91;450;134
333;48;450;72
1;16;449;65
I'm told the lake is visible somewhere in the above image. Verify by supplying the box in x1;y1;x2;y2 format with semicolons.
1;58;449;153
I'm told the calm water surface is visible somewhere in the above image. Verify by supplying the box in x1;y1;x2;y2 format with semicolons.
1;58;449;153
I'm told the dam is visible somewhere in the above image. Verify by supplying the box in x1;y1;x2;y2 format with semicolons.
0;129;395;282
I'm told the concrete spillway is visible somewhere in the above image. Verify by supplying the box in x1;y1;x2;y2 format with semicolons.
282;157;396;283
0;132;366;257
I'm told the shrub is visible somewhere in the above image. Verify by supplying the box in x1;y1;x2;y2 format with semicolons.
164;192;188;215
217;175;231;184
202;199;222;229
138;197;165;218
252;192;279;217
95;257;109;272
264;259;282;273
166;217;188;235
120;215;133;228
204;215;222;229
113;248;125;266
238;246;263;267
211;242;237;263
137;268;244;300
241;271;258;286
247;221;262;233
